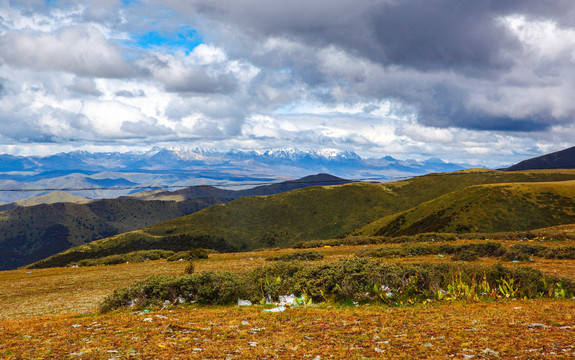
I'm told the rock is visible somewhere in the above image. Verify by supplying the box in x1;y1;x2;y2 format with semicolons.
528;323;547;329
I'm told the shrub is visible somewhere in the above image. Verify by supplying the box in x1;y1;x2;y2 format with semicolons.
100;259;575;312
167;249;209;261
70;250;176;267
266;250;324;261
184;261;195;274
358;242;505;260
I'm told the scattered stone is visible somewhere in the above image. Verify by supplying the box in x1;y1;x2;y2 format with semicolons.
143;318;153;322
193;348;202;352
528;323;547;329
155;315;168;319
241;320;249;326
375;347;385;353
313;356;322;360
249;342;258;347
481;348;499;356
71;324;82;328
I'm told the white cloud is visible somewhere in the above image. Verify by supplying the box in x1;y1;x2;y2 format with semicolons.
0;25;132;77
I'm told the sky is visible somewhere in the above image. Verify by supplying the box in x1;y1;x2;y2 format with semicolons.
1;1;575;167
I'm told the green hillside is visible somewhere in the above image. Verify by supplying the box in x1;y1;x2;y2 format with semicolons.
357;180;575;236
30;169;575;268
0;197;227;270
3;174;346;270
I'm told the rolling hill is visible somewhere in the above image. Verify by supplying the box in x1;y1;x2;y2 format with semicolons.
29;169;575;268
356;180;575;236
0;174;347;270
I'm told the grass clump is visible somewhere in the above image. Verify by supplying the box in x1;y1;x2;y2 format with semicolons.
266;250;324;261
100;258;574;312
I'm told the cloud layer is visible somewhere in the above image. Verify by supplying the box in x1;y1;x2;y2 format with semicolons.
0;0;574;166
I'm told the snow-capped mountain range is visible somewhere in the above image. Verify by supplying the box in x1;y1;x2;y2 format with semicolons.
0;147;471;203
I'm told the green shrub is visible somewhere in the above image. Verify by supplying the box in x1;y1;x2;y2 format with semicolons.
358;242;505;260
100;259;575;312
184;261;195;274
70;250;176;267
167;249;209;261
539;246;575;259
501;249;532;262
266;250;324;261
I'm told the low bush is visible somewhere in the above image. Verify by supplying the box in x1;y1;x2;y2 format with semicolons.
293;233;458;249
266;250;324;261
357;242;505;260
100;258;574;312
167;249;209;261
71;250;176;267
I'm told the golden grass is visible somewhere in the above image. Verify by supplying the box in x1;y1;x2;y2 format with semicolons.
1;241;575;359
1;241;574;319
1;301;574;359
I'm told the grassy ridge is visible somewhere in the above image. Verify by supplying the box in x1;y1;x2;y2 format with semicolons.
27;169;575;268
357;180;575;236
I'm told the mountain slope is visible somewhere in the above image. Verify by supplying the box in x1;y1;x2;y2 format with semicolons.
0;174;348;270
505;146;575;171
0;191;91;211
31;169;575;268
0;197;227;270
356;180;575;236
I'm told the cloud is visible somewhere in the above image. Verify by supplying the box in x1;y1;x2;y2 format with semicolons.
0;25;133;77
69;77;102;96
0;0;574;166
115;89;146;97
158;0;575;134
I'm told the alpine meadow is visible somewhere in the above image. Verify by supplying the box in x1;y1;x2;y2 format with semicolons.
2;1;575;359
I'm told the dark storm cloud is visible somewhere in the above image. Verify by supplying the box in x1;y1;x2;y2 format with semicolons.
162;0;575;133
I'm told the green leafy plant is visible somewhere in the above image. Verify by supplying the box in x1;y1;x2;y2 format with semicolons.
498;278;519;298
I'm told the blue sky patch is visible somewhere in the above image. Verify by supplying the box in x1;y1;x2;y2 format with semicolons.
130;26;203;53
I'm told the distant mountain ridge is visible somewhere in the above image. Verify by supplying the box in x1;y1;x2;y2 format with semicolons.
0;147;467;203
505;146;575;171
0;147;460;173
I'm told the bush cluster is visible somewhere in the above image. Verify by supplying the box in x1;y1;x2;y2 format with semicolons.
72;250;176;267
294;229;575;250
502;244;575;261
357;242;575;262
99;258;574;312
357;242;506;261
166;248;210;261
266;250;324;261
293;233;458;249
